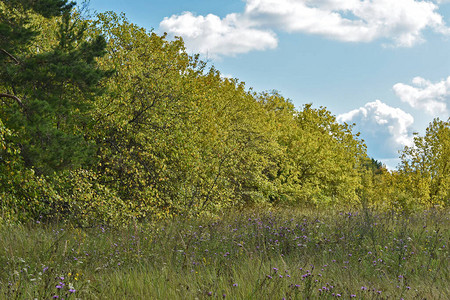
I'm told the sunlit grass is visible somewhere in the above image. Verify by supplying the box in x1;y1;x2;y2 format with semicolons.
1;207;448;299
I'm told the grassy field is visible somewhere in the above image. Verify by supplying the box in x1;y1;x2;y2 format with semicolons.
0;207;448;299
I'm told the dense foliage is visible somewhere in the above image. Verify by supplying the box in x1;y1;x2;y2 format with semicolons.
1;2;449;225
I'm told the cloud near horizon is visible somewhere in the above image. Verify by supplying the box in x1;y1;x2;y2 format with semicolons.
337;100;415;161
159;0;450;57
393;76;450;115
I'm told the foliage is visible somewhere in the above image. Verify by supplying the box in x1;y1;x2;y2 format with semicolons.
1;6;448;225
398;118;450;207
0;0;109;175
271;101;365;205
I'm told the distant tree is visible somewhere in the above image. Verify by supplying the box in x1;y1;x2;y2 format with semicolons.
398;118;449;207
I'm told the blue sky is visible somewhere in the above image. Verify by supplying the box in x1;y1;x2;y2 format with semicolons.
89;0;450;169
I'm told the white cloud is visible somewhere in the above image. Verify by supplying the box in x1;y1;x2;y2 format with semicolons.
245;0;449;47
393;76;450;115
337;100;414;158
158;0;450;57
159;12;277;57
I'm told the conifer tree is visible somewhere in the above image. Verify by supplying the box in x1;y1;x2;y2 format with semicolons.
0;0;109;174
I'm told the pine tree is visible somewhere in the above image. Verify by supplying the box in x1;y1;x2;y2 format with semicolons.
0;0;110;174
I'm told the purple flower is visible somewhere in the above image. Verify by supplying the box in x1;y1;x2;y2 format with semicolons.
52;296;59;299
233;283;238;287
69;289;76;293
55;285;63;289
43;267;49;273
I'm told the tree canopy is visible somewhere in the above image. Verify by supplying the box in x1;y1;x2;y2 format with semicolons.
1;5;448;225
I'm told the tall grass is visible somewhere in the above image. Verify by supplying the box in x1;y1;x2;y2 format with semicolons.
0;207;448;299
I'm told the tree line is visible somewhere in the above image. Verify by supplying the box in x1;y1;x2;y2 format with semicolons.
1;1;448;225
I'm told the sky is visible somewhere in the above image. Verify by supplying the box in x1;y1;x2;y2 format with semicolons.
88;0;450;170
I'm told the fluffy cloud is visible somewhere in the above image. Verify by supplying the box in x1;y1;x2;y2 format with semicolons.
159;12;277;57
393;76;450;115
245;0;449;47
159;0;450;57
337;100;414;159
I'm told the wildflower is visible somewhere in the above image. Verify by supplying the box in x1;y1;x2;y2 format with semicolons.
351;294;356;298
56;285;63;289
52;296;59;299
69;289;76;293
361;286;367;291
233;283;238;287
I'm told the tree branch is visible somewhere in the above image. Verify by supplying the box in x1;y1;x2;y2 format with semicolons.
0;93;24;107
1;49;20;65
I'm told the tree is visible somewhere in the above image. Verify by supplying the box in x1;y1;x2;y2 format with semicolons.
398;118;449;207
0;0;109;174
258;95;366;206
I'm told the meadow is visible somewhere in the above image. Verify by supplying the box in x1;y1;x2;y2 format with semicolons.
0;207;448;299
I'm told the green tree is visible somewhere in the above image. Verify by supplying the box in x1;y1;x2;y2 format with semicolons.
0;0;109;174
88;13;282;217
270;102;366;206
398;118;449;207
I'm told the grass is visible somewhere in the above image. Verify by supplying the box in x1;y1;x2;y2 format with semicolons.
0;207;448;299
